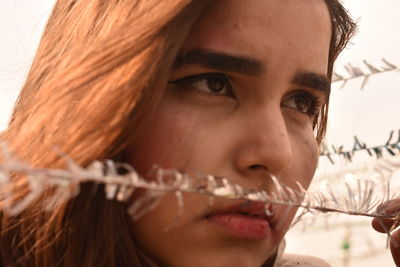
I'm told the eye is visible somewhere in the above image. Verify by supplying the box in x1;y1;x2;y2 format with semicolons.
168;73;235;98
282;91;321;117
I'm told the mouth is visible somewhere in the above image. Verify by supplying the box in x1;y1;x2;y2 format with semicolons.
205;201;275;240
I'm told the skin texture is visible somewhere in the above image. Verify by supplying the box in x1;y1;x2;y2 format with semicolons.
125;0;331;266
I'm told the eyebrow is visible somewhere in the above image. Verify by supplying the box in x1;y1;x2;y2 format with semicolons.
173;48;266;76
173;48;331;96
292;71;331;96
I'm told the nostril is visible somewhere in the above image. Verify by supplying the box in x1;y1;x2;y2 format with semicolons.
249;165;266;171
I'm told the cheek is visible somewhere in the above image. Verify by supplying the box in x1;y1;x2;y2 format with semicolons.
294;134;319;189
286;120;319;189
124;106;198;175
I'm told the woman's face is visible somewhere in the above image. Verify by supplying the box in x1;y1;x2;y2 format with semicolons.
125;0;331;266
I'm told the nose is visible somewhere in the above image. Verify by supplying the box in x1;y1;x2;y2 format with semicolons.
233;105;293;176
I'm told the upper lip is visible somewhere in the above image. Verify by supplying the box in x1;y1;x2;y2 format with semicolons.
206;201;275;223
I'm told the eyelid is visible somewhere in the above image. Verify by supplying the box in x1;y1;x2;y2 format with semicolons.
168;72;235;98
282;89;322;117
169;72;231;84
286;89;325;106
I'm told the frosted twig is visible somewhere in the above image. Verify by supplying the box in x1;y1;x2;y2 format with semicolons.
332;59;399;90
0;146;400;232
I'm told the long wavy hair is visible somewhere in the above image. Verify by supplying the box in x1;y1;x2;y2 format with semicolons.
0;0;356;266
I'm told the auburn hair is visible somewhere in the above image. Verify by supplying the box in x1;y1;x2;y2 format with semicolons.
0;0;355;266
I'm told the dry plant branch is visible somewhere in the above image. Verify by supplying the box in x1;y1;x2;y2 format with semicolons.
320;130;400;163
0;146;399;245
332;59;399;90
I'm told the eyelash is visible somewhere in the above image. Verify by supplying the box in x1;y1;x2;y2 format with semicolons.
283;91;322;118
168;73;235;98
168;73;322;118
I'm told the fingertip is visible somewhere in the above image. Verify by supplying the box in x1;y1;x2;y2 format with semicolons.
371;218;381;232
372;217;392;233
390;229;400;267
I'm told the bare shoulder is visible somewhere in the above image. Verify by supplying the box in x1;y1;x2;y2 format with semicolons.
276;253;331;267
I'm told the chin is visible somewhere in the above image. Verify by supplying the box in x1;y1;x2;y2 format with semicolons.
162;248;272;267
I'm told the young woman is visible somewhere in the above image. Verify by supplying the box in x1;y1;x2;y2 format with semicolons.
0;0;367;266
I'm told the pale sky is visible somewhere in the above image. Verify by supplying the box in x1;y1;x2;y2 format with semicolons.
0;1;399;266
0;0;54;129
328;0;400;147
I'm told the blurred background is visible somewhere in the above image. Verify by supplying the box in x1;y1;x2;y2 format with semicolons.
1;1;399;266
285;1;400;266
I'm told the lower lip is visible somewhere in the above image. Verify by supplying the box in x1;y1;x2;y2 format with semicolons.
207;213;272;240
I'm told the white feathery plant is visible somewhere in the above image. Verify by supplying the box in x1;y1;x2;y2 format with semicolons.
0;145;399;246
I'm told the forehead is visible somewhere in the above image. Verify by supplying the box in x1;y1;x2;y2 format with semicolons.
182;0;332;74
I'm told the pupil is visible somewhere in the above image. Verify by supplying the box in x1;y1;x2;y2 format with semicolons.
296;97;309;111
207;78;224;92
